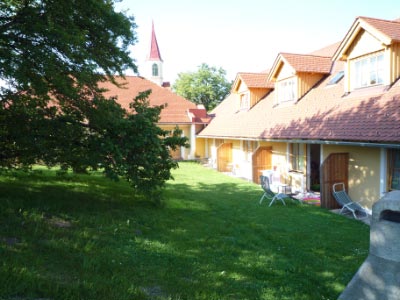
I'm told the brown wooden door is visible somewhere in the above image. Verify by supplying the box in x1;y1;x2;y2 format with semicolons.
252;146;272;184
320;153;349;209
217;143;232;172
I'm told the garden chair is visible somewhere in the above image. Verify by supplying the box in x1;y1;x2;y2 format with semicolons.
259;175;286;206
332;183;368;220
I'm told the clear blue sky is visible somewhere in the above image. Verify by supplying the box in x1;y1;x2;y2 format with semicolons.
116;0;399;83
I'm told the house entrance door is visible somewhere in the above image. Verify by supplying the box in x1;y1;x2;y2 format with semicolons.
252;146;272;184
217;143;232;172
320;152;349;209
309;144;321;191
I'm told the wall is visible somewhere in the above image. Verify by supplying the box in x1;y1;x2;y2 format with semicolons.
250;88;269;107
390;42;400;84
347;30;384;59
322;144;381;208
297;73;325;99
161;124;191;159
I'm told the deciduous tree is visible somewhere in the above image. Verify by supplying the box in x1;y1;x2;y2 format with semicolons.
173;63;231;111
0;0;187;202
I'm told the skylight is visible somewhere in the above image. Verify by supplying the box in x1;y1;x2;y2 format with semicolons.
327;71;344;85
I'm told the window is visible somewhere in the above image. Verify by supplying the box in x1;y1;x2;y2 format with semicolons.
388;149;400;190
290;143;304;172
152;63;159;76
353;52;384;89
327;71;344;85
240;93;250;110
243;141;257;161
278;77;296;103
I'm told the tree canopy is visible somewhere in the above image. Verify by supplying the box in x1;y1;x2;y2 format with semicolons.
0;0;188;202
173;63;232;111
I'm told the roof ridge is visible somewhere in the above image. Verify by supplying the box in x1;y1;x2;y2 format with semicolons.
238;72;267;75
280;52;331;59
358;16;400;24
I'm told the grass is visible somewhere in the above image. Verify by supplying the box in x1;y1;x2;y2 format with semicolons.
0;162;369;300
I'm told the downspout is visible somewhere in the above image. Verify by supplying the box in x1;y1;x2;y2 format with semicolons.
380;148;387;197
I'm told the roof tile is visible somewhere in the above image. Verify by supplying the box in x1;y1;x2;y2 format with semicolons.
99;76;203;124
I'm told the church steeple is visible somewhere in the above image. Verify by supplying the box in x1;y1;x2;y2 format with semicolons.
149;21;163;62
146;21;164;86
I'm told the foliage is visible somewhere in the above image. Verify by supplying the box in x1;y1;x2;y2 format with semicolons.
85;90;188;202
173;63;232;111
0;0;186;200
0;162;369;299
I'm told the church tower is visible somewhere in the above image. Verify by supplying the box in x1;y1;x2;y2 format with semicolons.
145;21;164;86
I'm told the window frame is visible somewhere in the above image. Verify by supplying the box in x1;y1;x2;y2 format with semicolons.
152;63;159;76
277;77;297;104
327;71;344;86
290;143;304;172
352;51;384;89
240;92;250;110
243;140;257;161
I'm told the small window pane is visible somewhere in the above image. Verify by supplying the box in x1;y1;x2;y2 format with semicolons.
152;64;158;76
353;52;384;89
327;71;344;85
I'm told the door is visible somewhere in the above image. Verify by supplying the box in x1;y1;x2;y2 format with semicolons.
252;146;272;184
309;144;321;191
217;143;232;172
320;153;349;209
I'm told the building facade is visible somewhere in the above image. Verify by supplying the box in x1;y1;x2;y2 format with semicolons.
197;16;400;210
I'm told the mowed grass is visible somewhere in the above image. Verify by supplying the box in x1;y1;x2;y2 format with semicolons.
0;162;369;300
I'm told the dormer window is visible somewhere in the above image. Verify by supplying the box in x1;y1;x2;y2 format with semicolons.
353;52;384;89
240;93;250;110
277;77;296;103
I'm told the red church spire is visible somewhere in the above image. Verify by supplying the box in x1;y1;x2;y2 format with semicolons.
149;21;163;62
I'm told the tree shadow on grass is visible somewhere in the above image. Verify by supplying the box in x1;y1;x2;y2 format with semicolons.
0;172;369;300
156;181;369;299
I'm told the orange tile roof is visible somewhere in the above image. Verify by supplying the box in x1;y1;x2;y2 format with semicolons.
236;72;274;89
198;60;400;144
99;76;204;124
201;16;400;145
359;16;400;42
279;53;332;74
310;41;341;57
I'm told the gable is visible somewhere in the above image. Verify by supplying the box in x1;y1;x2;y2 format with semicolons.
276;63;296;81
347;30;385;59
236;80;247;93
333;17;400;62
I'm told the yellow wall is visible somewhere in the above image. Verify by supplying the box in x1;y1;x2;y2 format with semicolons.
322;144;381;208
390;42;400;83
161;124;191;159
195;137;206;158
259;141;288;180
276;63;295;80
347;30;384;59
250;88;269;107
297;73;325;99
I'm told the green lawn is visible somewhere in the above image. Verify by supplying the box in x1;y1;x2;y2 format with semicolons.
0;162;369;300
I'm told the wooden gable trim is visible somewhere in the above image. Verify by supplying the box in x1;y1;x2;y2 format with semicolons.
268;54;286;82
232;74;244;93
333;17;392;61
